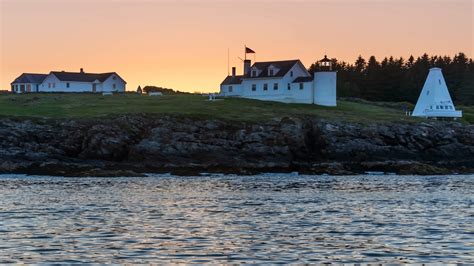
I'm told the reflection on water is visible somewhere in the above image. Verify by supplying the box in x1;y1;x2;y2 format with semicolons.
0;174;473;263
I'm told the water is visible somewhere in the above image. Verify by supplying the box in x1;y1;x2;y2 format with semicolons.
0;174;472;263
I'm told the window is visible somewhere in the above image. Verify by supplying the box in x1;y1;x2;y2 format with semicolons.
263;84;268;91
273;83;278;90
113;84;116;89
229;86;233;93
439;79;441;85
252;70;257;77
299;83;304;90
436;105;439;109
269;69;274;76
426;90;430;95
113;76;116;80
66;83;70;88
430;106;433;109
48;83;51;88
290;71;293;77
440;106;444;109
287;83;291;90
252;84;256;91
52;83;55;88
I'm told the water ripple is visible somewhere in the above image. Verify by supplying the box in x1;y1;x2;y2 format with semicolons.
0;174;473;263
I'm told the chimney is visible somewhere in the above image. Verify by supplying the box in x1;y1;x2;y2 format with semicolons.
80;68;84;73
232;67;236;77
244;60;251;76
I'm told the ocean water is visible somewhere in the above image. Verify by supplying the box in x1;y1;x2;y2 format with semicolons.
0;174;472;263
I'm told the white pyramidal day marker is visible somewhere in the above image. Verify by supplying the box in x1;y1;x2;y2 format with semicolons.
412;68;462;118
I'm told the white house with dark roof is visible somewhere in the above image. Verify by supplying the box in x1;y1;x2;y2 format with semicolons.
220;56;337;106
11;68;126;93
10;73;48;93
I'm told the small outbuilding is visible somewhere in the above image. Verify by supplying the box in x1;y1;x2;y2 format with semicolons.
412;68;462;118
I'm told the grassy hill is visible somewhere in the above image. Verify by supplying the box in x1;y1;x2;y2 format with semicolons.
0;93;472;123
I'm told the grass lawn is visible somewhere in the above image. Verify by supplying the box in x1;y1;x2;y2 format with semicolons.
0;93;472;123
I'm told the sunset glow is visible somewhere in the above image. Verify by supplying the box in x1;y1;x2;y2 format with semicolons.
1;0;472;92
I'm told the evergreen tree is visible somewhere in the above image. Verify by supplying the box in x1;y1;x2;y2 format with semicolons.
307;52;473;105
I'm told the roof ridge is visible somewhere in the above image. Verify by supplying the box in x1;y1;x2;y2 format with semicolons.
253;59;300;64
21;73;48;75
51;71;113;74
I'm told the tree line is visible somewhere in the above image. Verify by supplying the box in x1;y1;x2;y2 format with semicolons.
308;52;474;105
142;86;191;95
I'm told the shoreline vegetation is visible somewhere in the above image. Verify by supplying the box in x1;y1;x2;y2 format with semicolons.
0;94;473;177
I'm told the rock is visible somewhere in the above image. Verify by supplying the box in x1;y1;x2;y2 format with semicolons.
0;115;472;176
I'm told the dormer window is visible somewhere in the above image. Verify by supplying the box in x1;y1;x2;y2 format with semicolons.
252;70;257;77
290;71;293;77
269;69;274;76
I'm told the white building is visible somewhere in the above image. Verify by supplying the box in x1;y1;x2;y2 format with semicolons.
220;56;337;106
412;68;462;118
10;73;48;93
11;69;126;93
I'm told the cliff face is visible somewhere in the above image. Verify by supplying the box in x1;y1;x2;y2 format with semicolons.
0;115;473;176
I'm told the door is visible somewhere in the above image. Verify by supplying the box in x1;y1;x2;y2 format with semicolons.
92;84;97;92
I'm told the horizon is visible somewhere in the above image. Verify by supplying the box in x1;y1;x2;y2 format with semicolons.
1;0;472;92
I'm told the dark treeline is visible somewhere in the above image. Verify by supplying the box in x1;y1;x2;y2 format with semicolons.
309;53;474;105
142;86;191;95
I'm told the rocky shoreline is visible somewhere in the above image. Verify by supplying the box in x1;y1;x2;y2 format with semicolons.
0;115;473;177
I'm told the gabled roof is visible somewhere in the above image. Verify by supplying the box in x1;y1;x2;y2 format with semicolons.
292;76;313;83
11;73;48;84
50;71;118;83
221;75;243;85
245;59;305;79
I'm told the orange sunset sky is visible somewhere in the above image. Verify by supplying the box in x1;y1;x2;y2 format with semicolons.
1;0;472;92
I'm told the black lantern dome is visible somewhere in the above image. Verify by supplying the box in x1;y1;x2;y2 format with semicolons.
319;55;332;71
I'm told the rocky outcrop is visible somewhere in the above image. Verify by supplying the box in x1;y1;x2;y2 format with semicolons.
0;115;473;176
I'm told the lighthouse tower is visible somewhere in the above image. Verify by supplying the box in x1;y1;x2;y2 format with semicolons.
314;55;337;106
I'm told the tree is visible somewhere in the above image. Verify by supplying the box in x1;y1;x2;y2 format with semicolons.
308;52;473;104
354;55;366;73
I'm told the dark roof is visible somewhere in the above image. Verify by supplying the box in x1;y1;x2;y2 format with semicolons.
11;73;48;84
245;59;302;79
51;71;117;82
221;75;243;85
320;55;331;62
292;76;313;83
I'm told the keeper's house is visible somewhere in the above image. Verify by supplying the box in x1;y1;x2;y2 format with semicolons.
220;56;337;106
11;69;126;93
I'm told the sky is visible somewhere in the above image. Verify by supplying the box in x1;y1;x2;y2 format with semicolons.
1;0;472;92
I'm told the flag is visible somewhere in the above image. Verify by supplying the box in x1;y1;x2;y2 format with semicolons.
245;47;255;54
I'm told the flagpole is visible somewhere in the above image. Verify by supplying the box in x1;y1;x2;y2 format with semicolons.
244;45;246;61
